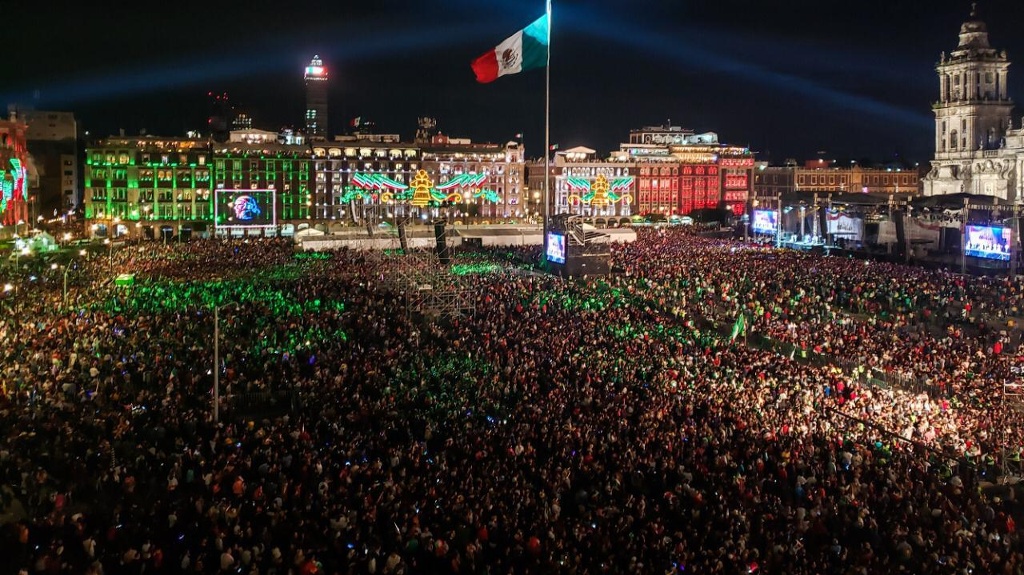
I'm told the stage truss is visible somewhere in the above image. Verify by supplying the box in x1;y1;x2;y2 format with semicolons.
1002;379;1023;480
380;214;471;321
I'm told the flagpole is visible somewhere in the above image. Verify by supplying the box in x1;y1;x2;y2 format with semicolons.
543;0;551;259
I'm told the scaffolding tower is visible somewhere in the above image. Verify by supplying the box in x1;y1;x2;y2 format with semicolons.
382;216;471;321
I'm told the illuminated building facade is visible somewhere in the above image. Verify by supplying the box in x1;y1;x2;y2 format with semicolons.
83;136;211;236
0;112;30;227
84;126;526;232
753;159;920;199
312;134;420;221
419;135;525;220
212;140;312;222
798;161;920;196
304;56;329;141
620;125;754;216
539;146;635;219
922;6;1024;200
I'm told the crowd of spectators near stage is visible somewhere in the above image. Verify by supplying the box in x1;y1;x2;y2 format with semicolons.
0;228;1019;575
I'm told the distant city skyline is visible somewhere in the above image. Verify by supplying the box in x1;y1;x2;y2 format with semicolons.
7;0;1024;163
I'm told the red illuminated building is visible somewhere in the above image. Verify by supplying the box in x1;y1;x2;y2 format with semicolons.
0;111;30;226
617;125;754;216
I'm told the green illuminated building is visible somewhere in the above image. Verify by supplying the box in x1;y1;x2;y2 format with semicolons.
212;140;312;222
84;126;524;236
83;136;211;236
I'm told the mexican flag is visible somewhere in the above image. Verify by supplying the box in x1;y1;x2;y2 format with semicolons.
730;314;746;342
471;14;549;83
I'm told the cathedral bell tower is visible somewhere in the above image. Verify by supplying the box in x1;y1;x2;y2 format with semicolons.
924;4;1014;198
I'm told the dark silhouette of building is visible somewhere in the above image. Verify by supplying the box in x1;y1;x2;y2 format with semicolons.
207;92;232;143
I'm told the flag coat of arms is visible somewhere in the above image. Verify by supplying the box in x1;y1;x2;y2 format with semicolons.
471;14;549;83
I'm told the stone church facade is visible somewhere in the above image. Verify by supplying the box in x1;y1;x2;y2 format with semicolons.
922;5;1024;201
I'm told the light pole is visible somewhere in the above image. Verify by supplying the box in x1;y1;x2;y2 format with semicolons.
743;196;750;242
799;204;806;242
750;199;759;241
213;301;238;423
776;195;783;248
62;260;76;310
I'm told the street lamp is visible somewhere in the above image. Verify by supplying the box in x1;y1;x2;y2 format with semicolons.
213;301;239;423
103;238;112;268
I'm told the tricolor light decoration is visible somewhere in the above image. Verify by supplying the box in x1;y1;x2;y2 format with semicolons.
473;189;502;204
435;173;487;191
1;159;25;213
339;187;372;203
435;173;489;204
565;175;634;205
607;176;634;204
350;172;409;191
305;56;327;80
565;177;590;193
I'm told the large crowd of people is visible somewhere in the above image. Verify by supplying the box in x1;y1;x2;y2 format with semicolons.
0;227;1020;575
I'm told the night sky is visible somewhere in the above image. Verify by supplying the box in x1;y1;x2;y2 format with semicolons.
7;0;1024;164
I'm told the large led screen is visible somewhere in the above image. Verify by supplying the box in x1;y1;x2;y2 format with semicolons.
546;232;566;264
965;225;1011;261
752;209;778;234
215;189;277;227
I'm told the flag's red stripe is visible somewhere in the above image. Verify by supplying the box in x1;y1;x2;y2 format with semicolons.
471;50;499;83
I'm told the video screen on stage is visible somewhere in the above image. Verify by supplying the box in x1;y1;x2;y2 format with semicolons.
215;189;277;227
965;225;1011;261
546;232;566;264
752;209;778;234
